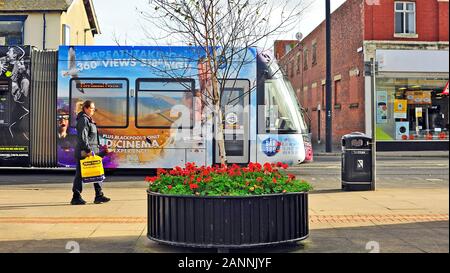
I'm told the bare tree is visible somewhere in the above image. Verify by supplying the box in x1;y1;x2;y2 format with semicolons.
136;0;308;165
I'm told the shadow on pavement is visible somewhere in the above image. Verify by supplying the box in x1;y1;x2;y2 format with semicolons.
310;189;344;194
0;221;447;253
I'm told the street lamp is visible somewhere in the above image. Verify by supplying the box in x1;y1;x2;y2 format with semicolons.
325;0;332;152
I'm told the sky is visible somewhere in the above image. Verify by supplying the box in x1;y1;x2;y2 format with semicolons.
92;0;347;49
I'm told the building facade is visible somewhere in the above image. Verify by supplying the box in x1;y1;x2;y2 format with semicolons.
277;0;449;151
0;0;100;49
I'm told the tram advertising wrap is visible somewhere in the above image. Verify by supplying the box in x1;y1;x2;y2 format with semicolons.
57;46;257;168
0;46;31;167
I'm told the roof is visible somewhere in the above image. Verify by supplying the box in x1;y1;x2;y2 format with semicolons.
0;0;74;11
0;0;100;35
83;0;100;35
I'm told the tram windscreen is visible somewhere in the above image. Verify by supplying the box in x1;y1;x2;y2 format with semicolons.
265;78;307;134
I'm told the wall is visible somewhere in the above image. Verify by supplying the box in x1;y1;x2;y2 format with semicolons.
60;0;95;45
1;12;61;50
274;40;299;60
364;0;449;42
438;0;449;42
280;0;366;145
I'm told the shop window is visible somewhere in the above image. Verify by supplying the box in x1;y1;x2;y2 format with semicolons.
375;77;449;141
136;79;194;129
395;2;416;34
0;16;26;46
69;78;129;128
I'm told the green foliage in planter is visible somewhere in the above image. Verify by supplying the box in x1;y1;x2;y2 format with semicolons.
145;162;312;196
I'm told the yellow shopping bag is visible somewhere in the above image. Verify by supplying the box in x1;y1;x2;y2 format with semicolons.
80;153;105;183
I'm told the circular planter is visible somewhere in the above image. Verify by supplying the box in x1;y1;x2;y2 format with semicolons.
147;191;309;249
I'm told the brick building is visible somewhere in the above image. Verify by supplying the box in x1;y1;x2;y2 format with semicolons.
276;0;449;151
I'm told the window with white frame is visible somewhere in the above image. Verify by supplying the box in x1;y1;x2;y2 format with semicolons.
395;2;416;34
62;24;70;45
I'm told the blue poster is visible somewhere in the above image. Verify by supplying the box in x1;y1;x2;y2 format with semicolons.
376;91;388;124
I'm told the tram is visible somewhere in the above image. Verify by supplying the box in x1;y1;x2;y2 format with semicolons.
0;45;312;169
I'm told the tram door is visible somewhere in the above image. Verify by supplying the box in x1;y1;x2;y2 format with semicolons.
215;80;250;164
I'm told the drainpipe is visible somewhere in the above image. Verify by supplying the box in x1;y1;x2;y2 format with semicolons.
42;12;47;50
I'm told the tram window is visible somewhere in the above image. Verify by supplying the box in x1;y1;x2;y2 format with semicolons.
136;79;194;129
264;79;304;133
69;78;129;128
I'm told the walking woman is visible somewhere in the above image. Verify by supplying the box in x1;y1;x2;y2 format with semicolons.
71;100;111;205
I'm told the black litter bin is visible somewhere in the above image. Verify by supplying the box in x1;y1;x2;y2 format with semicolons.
341;132;373;191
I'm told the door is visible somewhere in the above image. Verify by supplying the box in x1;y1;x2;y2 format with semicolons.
215;79;250;164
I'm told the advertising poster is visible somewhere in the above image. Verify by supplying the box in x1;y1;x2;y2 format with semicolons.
57;46;257;168
405;91;415;104
422;91;432;105
0;46;31;167
394;99;407;119
415;107;423;118
376;91;388;124
395;122;409;140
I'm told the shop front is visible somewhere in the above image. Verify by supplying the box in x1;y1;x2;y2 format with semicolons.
374;49;449;151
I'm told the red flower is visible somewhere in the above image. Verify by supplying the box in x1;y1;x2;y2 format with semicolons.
167;185;173;190
157;168;167;175
276;162;283;167
196;177;202;183
190;183;199;190
281;163;289;170
204;176;212;183
256;177;263;183
231;164;240;171
272;177;277;184
288;174;295;180
263;162;273;172
145;176;157;184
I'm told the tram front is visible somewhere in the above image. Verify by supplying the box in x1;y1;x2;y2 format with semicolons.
257;50;312;165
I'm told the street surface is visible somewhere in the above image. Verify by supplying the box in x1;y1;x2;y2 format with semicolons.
0;153;448;253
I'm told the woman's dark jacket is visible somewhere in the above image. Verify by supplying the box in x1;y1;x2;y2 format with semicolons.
75;112;100;160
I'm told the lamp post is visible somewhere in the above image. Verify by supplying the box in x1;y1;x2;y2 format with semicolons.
325;0;332;152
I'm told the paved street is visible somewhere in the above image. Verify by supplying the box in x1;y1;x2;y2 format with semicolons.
0;153;448;253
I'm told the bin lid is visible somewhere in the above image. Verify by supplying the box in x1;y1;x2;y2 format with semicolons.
341;132;372;141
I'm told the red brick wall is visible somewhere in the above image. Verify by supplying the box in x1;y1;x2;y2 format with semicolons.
280;0;366;145
438;1;449;41
278;0;448;147
364;0;449;41
273;40;299;60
